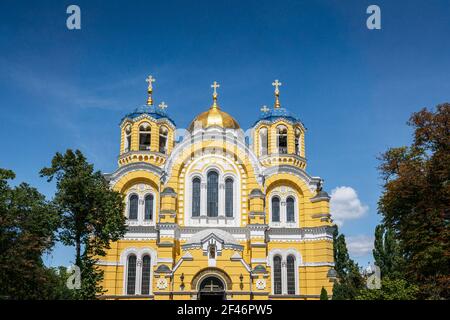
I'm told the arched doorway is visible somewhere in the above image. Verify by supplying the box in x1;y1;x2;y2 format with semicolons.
198;276;225;301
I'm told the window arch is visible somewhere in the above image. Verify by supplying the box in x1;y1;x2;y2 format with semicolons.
141;255;151;295
259;127;268;156
294;128;301;155
139;123;151;151
276;125;288;154
286;196;295;223
273;256;282;295
271;196;280;222
124;124;131;153
192;177;201;217
128;194;138;220
287;255;296;294
144;194;154;221
207;171;219;217
126;255;137;295
159;126;168;154
225;178;234;217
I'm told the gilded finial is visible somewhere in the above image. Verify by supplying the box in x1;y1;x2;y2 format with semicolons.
272;79;282;109
211;81;220;109
145;75;156;105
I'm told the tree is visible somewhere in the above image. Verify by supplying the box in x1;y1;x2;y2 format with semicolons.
0;168;60;299
320;287;329;300
332;226;365;300
373;224;404;279
40;149;126;299
377;103;450;299
356;278;419;300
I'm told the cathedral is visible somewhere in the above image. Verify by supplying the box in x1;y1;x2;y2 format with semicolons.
97;76;336;300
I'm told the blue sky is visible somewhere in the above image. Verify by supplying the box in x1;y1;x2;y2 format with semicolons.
1;0;449;268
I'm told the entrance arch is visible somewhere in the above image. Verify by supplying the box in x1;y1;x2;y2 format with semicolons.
198;276;225;301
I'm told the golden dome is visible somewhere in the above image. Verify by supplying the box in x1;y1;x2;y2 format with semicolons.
188;105;240;131
188;82;240;131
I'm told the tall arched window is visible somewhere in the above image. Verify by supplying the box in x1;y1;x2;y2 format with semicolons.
124;124;131;153
144;194;154;221
286;197;295;223
126;255;137;295
273;256;282;295
139;123;151;151
159;126;168;154
128;194;138;220
294;128;301;155
287;255;296;294
225;178;234;217
272;196;280;222
277;125;288;154
192;178;201;217
141;255;151;295
259;127;268;156
207;171;219;217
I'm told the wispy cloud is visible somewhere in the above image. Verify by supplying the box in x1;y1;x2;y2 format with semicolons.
346;235;374;258
330;186;369;226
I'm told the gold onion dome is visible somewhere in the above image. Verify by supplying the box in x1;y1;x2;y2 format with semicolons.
188;81;240;131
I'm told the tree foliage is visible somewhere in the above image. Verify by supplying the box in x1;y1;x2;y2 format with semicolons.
377;103;450;299
0;169;60;299
40;149;126;299
332;226;365;300
373;224;404;279
356;278;419;300
320;287;329;300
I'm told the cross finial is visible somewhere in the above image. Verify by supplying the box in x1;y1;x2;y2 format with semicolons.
261;105;270;113
145;75;156;105
158;101;168;110
211;81;220;108
272;79;282;109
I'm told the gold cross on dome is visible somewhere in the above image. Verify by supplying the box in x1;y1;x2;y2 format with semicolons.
159;101;168;110
272;79;282;109
211;81;220;95
145;75;156;105
272;79;282;92
146;75;156;89
261;105;270;113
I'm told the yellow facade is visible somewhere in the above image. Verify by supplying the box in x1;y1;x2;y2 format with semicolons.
98;79;335;300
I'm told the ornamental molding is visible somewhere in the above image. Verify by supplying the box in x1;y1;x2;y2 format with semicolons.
120;113;176;130
106;162;163;187
253;117;306;132
263;165;322;193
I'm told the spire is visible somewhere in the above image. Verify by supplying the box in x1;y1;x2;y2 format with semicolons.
210;81;220;109
272;79;282;109
145;75;156;106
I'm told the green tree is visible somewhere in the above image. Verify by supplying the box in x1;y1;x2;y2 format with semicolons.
332;226;365;300
377;103;450;299
0;169;60;299
373;224;404;279
320;287;328;300
40;149;126;299
356;278;419;300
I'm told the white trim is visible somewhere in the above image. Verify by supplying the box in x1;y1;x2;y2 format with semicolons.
268;187;300;228
268;248;301;295
121;247;158;296
124;184;157;227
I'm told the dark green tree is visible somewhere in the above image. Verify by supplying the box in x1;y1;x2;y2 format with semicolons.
40;149;126;299
320;287;329;300
373;224;404;279
0;168;60;299
332;226;365;300
356;278;419;300
377;103;450;299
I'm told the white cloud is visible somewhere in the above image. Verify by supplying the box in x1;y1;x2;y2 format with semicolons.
346;235;374;257
330;186;368;226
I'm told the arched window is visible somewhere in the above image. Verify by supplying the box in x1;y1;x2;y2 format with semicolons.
271;196;280;222
273;256;282;295
207;171;219;217
192;178;201;217
126;255;137;295
128;194;138;220
287;255;296;294
159;126;168;154
225;178;234;217
277;125;288;154
139;123;151;151
286;197;295;223
141;255;151;295
144;194;154;221
294;128;301;155
124;124;131;153
259;127;268;156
